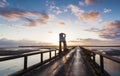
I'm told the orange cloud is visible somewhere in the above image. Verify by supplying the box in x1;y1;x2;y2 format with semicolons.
79;10;100;22
85;0;102;5
59;21;65;25
68;4;100;24
68;4;83;14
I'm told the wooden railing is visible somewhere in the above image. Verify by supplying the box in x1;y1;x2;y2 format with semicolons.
0;48;63;76
80;47;120;76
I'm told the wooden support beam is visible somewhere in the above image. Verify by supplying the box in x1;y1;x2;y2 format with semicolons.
24;56;27;70
49;51;51;59
41;53;43;63
100;55;104;74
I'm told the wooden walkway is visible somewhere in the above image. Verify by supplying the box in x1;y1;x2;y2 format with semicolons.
23;47;95;76
66;47;94;76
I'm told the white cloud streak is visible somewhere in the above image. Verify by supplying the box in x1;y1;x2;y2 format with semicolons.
104;8;112;13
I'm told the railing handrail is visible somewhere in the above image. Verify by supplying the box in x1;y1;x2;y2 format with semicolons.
81;47;120;63
0;49;58;62
80;46;120;76
94;51;120;63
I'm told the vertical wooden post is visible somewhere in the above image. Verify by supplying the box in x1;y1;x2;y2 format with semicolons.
24;56;27;70
93;53;95;63
100;55;104;74
55;50;57;57
41;53;43;63
49;51;51;59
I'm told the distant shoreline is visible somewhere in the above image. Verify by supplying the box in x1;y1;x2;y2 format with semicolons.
0;49;40;56
0;45;120;48
19;45;120;47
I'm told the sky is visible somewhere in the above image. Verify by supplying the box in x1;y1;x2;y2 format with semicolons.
0;0;120;46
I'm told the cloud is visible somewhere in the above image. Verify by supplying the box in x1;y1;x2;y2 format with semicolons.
85;28;99;32
58;21;65;25
86;20;120;39
0;0;8;8
68;4;100;24
79;10;100;22
68;4;83;14
79;1;85;6
79;0;102;6
0;38;52;46
49;1;62;15
85;0;102;5
54;7;62;14
69;38;120;46
99;20;120;39
23;17;48;27
104;8;112;13
0;38;38;46
50;6;62;14
0;9;52;27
